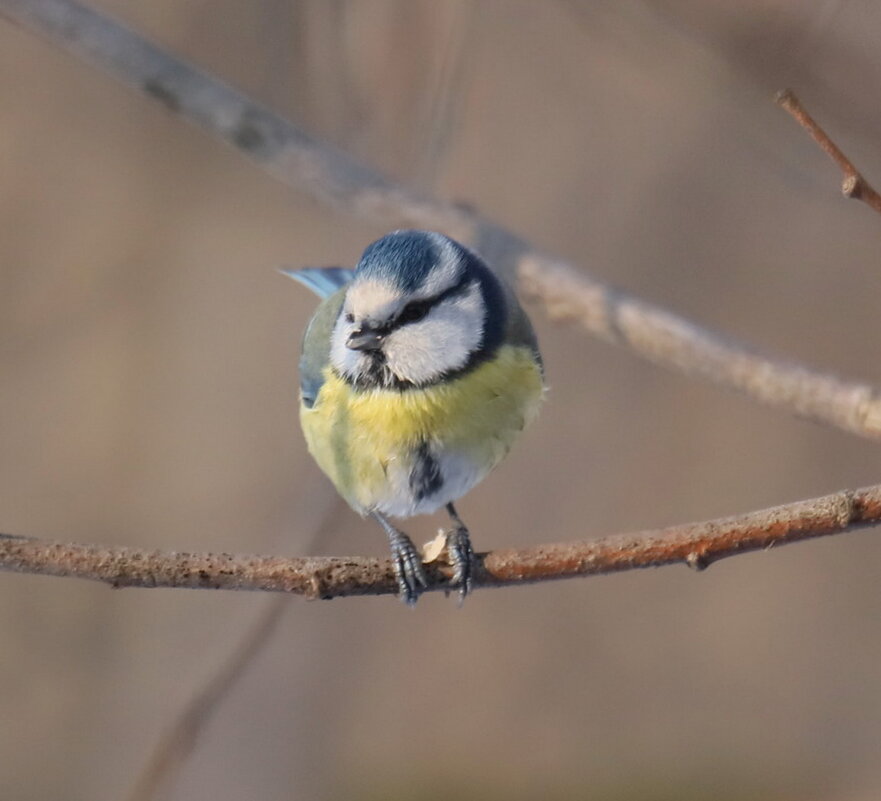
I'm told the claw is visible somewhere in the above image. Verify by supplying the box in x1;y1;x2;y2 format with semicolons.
389;531;429;605
446;525;474;602
445;502;475;602
372;512;428;605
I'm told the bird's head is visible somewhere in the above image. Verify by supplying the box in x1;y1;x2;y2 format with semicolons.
330;230;505;389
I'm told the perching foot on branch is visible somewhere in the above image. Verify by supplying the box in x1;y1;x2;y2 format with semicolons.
372;512;429;605
445;502;474;602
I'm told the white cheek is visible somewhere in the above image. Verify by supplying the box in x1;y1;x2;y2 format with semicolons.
383;325;467;383
384;293;485;384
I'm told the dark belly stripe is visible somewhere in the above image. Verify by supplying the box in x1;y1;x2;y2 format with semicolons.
409;443;443;501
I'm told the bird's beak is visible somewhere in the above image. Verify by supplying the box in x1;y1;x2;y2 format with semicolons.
346;328;385;352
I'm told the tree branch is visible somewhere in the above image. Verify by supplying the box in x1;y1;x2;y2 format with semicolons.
0;0;473;236
2;0;881;440
2;483;880;597
516;254;881;439
776;89;881;216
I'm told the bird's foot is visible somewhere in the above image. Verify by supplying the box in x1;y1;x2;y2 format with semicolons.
444;503;475;603
386;527;429;606
445;523;474;603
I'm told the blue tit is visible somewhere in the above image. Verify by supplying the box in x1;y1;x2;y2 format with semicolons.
283;230;544;604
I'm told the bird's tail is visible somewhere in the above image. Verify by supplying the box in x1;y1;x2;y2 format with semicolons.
279;267;355;298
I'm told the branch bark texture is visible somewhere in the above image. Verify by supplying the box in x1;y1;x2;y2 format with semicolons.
2;484;879;598
2;0;881;440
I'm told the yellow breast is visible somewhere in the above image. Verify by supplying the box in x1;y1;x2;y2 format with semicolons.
299;344;544;516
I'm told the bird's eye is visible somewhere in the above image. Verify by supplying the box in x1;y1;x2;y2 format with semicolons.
397;301;430;325
345;312;354;323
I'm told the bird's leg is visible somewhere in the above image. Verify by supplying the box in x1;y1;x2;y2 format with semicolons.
371;512;428;605
445;502;474;601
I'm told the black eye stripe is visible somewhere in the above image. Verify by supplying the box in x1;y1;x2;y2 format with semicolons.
393;277;473;328
397;300;430;324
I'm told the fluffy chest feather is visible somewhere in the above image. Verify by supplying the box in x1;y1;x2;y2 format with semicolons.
300;344;544;517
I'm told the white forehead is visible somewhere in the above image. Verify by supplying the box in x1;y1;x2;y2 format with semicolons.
344;279;401;321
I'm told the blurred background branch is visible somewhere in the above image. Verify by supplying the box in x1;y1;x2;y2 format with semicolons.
3;482;881;597
125;594;288;801
124;496;343;801
2;0;881;442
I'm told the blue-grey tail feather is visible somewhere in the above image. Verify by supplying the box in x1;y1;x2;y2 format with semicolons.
279;267;355;299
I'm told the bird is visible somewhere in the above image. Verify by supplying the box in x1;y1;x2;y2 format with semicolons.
282;230;544;604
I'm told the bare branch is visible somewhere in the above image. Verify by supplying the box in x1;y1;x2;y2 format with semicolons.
0;0;473;237
3;0;881;440
2;484;880;597
517;254;881;439
777;89;881;216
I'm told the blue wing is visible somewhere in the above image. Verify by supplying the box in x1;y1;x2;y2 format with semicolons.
279;267;355;299
281;266;352;409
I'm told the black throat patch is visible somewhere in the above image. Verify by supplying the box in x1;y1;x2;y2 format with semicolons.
348;351;415;391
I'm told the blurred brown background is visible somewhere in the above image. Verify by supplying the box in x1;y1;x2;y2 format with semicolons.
2;2;881;800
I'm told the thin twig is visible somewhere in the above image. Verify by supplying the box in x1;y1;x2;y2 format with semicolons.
2;0;881;440
2;483;880;596
126;595;288;801
776;89;881;215
124;495;344;801
412;0;477;190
